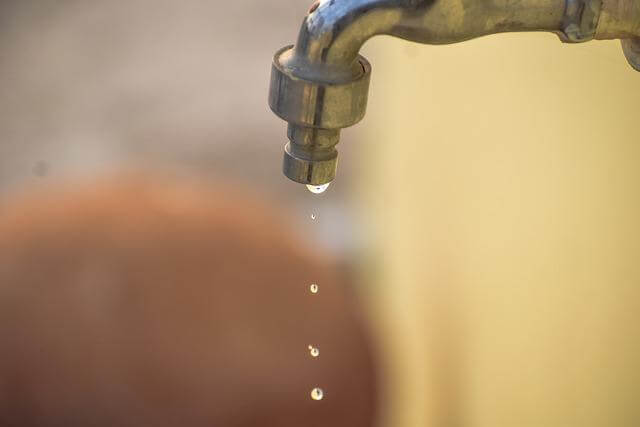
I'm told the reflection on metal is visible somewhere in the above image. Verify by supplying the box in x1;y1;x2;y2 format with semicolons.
269;0;640;186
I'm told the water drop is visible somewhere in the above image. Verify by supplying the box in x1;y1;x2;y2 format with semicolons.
310;213;317;220
308;345;320;357
310;283;319;294
306;183;331;194
311;387;324;401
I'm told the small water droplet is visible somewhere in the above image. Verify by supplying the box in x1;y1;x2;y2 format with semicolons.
310;213;317;220
306;182;331;194
311;387;324;401
310;283;319;294
308;345;320;357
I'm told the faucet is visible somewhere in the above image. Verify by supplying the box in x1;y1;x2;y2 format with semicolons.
269;0;640;186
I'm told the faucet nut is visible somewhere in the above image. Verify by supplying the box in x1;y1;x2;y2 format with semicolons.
268;45;371;129
560;0;603;42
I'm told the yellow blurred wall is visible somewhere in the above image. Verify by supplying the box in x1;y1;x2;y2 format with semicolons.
356;33;640;427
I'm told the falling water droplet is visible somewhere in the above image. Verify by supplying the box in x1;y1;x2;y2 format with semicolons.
310;283;319;294
306;183;331;194
311;387;324;401
308;345;320;357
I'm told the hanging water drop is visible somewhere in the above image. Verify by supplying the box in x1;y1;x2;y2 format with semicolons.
310;283;319;294
310;387;324;401
306;182;331;194
308;345;320;357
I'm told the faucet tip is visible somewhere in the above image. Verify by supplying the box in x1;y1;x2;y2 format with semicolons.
283;141;337;186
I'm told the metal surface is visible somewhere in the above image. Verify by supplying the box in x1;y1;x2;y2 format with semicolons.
269;0;640;186
562;0;603;42
622;38;640;70
596;0;640;39
269;45;371;184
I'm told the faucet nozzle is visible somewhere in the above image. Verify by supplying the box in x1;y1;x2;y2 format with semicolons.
268;45;371;185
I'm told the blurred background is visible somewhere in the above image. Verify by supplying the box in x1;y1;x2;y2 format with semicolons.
1;1;640;426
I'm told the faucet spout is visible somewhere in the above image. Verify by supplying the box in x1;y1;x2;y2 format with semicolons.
293;0;405;70
269;0;640;186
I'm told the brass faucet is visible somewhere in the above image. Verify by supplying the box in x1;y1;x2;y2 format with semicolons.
269;0;640;186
